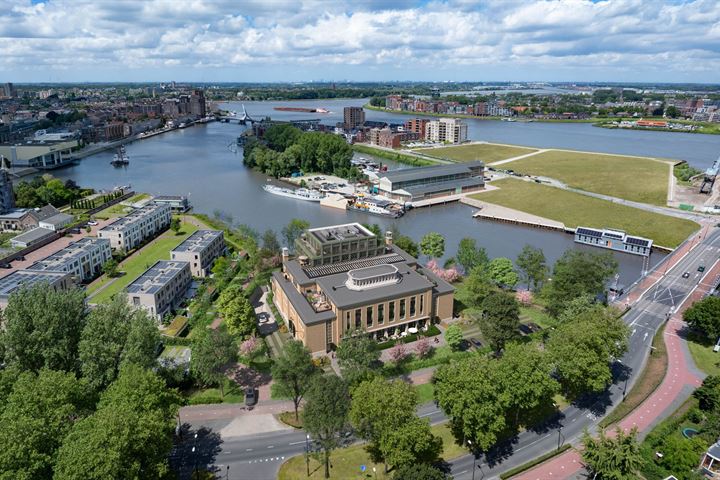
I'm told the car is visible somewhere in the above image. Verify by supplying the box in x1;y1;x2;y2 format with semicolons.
16;256;25;261
469;337;483;349
682;271;690;279
244;387;257;406
698;265;706;272
87;220;98;226
0;263;11;269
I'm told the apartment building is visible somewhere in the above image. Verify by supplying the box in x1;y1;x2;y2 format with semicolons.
343;107;366;129
425;118;468;144
0;270;73;308
271;223;454;354
170;230;226;277
98;203;172;251
126;260;192;321
27;237;112;282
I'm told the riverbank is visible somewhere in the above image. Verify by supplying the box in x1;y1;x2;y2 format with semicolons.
595;120;720;135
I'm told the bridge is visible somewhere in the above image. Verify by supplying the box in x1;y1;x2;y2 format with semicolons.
217;105;258;124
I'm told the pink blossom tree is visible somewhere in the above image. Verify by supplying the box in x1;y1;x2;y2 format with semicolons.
240;336;260;358
426;259;461;283
389;343;409;364
516;289;533;306
415;337;433;359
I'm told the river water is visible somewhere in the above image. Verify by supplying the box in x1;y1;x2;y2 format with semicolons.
41;97;720;284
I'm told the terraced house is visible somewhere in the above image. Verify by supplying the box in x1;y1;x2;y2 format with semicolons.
170;230;226;277
27;237;112;282
271;223;454;354
98;203;172;251
126;260;191;321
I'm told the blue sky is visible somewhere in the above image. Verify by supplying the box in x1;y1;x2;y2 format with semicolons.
2;0;719;83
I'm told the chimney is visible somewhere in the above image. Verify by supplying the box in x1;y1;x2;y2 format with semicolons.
298;255;309;267
385;231;393;249
281;247;289;272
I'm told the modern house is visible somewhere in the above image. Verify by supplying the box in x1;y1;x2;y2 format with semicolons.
377;161;485;203
153;195;191;212
98;203;172;251
0;269;73;308
27;237;112;283
271;223;455;355
574;227;653;256
170;230;226;277
701;441;720;478
126;260;192;321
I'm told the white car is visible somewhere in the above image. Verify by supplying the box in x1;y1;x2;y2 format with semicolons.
87;220;98;226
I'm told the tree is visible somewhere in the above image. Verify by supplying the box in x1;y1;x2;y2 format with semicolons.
444;324;463;351
169;217;181;235
0;284;86;373
655;434;706;475
0;369;90;479
582;427;642;480
79;297;160;391
101;258;119;277
455;265;495;310
222;296;257;338
516;245;547;291
336;332;380;386
665;105;680;118
380;417;442;470
420;232;445;259
395;235;419;258
415;337;432;359
190;328;237;398
303;375;351;479
282;218;310;249
261;229;281;255
486;257;518;288
478;292;520;353
456;237;488;274
271;340;319;421
684;296;720;341
393;463;449;480
695;375;720;411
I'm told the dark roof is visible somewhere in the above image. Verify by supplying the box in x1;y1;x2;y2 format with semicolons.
0;270;68;298
708;441;720;460
417;266;455;295
10;227;55;245
30;204;61;221
127;260;189;295
380;161;484;184
40;212;74;226
576;227;602;237
171;230;223;253
399;177;484;196
271;271;336;326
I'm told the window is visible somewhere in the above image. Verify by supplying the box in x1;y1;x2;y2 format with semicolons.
378;304;384;325
400;299;406;319
420;294;424;314
410;296;416;317
366;306;373;327
355;309;361;329
346;311;350;331
389;301;395;322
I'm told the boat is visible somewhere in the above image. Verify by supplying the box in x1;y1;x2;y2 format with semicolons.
347;195;404;218
110;145;129;167
501;117;517;122
274;107;330;113
263;184;325;202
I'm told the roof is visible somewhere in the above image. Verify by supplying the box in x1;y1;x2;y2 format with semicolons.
39;212;74;226
154;195;186;201
308;223;374;245
171;230;223;253
100;203;169;232
380;161;484;184
708;441;720;460
398;176;484;196
417;266;455;295
10;227;55;245
28;238;109;272
271;271;336;326
0;269;68;298
31;205;61;221
127;260;189;295
0;208;31;220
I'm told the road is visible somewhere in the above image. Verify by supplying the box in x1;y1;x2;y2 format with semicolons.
176;227;720;480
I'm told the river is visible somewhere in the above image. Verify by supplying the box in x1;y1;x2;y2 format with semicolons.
43;97;720;284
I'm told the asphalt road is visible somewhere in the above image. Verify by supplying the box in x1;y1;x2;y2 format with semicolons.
175;228;720;480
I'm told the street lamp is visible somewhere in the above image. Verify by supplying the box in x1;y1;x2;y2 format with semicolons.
467;440;476;480
305;434;311;477
557;425;564;451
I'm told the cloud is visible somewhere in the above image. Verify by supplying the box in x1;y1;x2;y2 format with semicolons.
0;0;719;82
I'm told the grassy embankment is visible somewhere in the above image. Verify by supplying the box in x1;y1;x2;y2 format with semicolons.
352;144;436;167
92;193;151;219
473;179;699;248
416;143;537;163
687;331;720;376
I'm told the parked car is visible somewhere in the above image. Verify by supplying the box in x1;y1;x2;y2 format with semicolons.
87;220;98;226
469;337;483;349
0;263;11;269
682;271;690;279
245;387;257;406
698;265;706;272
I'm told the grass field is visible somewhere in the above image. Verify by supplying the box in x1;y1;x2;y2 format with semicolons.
498;150;672;205
88;222;199;302
687;331;720;376
417;143;537;163
413;383;435;404
473;179;699;248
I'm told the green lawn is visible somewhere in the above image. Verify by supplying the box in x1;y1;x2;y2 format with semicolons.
417;143;537;163
88;222;199;303
519;305;556;329
187;378;246;405
687;331;720;376
498;149;672;205
473;179;699;248
413;383;435;404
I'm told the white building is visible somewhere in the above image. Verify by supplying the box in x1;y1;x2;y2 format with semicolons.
126;260;192;321
170;230;226;277
38;212;75;231
98;203;172;251
27;237;112;283
0;270;73;309
425;118;468;144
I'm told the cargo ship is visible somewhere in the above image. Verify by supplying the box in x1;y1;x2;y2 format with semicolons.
274;107;330;113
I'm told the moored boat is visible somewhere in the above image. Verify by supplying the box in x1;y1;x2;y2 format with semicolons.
263;184;325;202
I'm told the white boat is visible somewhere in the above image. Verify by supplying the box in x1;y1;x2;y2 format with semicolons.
263;184;325;202
348;195;404;218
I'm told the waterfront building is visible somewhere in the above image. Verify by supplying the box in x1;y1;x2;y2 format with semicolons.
38;212;75;231
404;119;430;138
343;107;365;130
0;269;73;308
425;118;468;144
152;195;190;212
0;138;80;169
98;203;172;251
377;161;485;203
170;230;226;277
126;260;192;321
190;89;206;118
27;237;112;282
271;224;454;354
574;227;653;256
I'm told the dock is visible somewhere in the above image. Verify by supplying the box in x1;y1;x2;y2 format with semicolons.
460;197;568;232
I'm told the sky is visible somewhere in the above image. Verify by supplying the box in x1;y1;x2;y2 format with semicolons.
2;0;720;84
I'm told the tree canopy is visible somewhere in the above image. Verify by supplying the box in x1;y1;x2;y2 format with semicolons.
336;332;380;386
478;291;520;353
456;237;488;274
420;232;445;259
516;245;547;291
581;427;642;480
395;234;419;258
282;218;310;250
486;257;519;288
271;340;319;421
684;296;720;341
190;327;237;398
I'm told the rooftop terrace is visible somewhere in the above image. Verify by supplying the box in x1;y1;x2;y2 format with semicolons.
126;260;188;295
308;223;374;244
171;230;222;253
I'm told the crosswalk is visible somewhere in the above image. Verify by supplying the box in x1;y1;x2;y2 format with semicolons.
246;456;285;464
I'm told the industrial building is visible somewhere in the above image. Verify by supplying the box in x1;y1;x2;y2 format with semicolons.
10;227;56;248
27;238;112;282
271;223;454;354
0;138;80;169
170;230;226;277
126;260;192;321
98;203;172;251
0;270;73;308
377;161;485;202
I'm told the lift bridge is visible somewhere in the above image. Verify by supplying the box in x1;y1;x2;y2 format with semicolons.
700;155;720;194
218;104;257;124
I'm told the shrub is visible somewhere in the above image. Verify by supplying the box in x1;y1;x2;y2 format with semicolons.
240;336;261;358
444;324;463;351
389;343;409;364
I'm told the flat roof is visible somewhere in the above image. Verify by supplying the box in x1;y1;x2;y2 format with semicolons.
39;212;74;226
271;271;337;326
0;269;68;298
11;227;55;244
154;195;186;201
28;238;109;272
397;176;484;196
171;230;223;253
308;223;374;244
380;161;484;184
126;260;189;295
100;203;168;232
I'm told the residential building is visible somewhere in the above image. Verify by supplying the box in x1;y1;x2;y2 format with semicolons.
0;269;73;308
700;440;720;477
343;107;365;129
170;230;226;277
404;118;430;138
377;161;485;202
38;212;75;231
98;203;172;251
0;139;79;169
0;160;15;214
190;90;206;118
271;224;454;354
425;118;468;144
0;204;63;233
2;82;15;98
126;260;192;321
9;227;56;249
27;237;111;282
152;195;190;212
574;227;653;257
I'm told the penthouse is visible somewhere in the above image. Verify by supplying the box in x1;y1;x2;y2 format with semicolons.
377;161;485;203
27;238;112;282
0;270;73;308
170;230;226;277
271;224;454;355
127;260;191;321
294;223;385;267
98;203;171;251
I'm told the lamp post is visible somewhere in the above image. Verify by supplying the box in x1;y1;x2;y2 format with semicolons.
557;425;564;451
467;440;476;480
226;465;230;480
305;434;311;477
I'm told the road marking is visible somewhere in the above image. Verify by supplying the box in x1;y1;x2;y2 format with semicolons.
245;448;253;451
267;445;275;449
419;410;441;418
289;441;306;446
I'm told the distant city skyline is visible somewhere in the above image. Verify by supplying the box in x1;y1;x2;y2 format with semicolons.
2;0;719;83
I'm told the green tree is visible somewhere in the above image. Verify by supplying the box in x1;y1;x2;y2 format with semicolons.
393;463;449;480
336;333;380;386
271;340;319;421
0;369;90;480
0;284;86;373
380;417;442;470
303;375;351;479
684;296;720;341
516;245;547;291
455;265;495;310
169;217;181;235
444;324;463;351
655;434;706;475
478;292;520;353
665;105;680;118
557;295;597;324
394;235;419;258
264;124;302;152
261;229;281;255
581;427;642;480
102;258;119;279
190;328;237;399
420;232;445;259
694;375;720;411
222;296;257;338
282;218;310;250
456;237;488;274
486;257;518;288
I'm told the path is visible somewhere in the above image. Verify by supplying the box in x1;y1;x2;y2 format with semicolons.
487;148;548;166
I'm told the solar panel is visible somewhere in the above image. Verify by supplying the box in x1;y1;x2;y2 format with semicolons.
576;227;602;237
626;237;650;247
